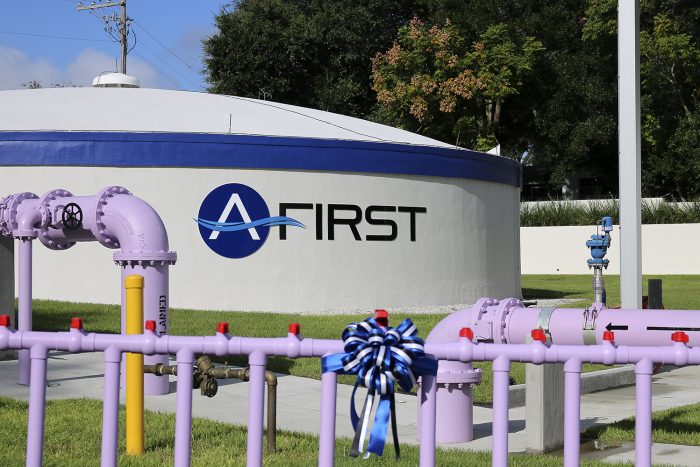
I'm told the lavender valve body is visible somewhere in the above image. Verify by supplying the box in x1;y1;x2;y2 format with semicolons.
0;187;176;395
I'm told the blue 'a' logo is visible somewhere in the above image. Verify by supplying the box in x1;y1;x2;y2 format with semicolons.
195;183;305;258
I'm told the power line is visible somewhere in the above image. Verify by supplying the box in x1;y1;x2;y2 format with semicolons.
0;29;111;42
132;20;199;73
136;40;204;90
132;51;184;90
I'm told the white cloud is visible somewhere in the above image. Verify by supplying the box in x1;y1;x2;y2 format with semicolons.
0;46;171;90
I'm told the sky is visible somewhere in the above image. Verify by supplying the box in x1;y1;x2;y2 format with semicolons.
0;0;227;91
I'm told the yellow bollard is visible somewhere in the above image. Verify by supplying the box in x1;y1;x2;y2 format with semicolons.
125;274;144;455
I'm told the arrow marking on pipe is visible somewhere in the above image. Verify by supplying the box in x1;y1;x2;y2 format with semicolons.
605;323;629;331
646;326;700;332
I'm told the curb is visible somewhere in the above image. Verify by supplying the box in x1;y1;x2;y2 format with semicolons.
507;365;668;408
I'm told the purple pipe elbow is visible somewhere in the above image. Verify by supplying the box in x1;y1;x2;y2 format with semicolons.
1;186;176;395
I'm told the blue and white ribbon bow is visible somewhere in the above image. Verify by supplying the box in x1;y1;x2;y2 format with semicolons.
321;317;437;458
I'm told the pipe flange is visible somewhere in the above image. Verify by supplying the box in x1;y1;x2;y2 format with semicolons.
113;250;178;266
94;186;132;249
37;189;75;251
436;367;483;385
0;192;38;236
492;297;523;344
470;297;497;330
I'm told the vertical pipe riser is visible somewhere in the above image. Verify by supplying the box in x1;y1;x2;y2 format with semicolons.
563;360;582;467
419;371;438;467
635;359;653;467
491;357;510;467
120;265;170;395
174;351;195;467
318;371;338;467
247;352;267;467
26;347;48;467
17;239;32;386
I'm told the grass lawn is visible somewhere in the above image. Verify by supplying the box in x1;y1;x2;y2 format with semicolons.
523;274;700;310
583;402;700;448
0;397;624;466
27;275;700;404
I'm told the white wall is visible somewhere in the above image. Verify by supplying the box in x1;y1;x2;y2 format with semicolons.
521;224;700;274
0;167;520;312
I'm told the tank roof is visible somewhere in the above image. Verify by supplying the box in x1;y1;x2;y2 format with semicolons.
0;87;453;148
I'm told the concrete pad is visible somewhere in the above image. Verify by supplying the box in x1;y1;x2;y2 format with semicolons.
2;352;700;466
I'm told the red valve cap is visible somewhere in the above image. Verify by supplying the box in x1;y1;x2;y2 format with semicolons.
531;328;547;343
0;315;10;327
459;327;474;339
603;331;615;342
288;322;301;335
672;331;689;343
217;322;229;334
70;317;83;330
374;309;389;327
144;320;157;332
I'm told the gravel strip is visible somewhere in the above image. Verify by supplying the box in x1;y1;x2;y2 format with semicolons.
294;298;585;315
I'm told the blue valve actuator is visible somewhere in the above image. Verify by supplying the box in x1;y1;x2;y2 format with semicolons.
586;216;613;268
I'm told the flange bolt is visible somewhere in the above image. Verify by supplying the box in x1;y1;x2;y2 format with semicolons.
672;331;689;344
216;322;229;335
459;327;474;339
531;328;547;343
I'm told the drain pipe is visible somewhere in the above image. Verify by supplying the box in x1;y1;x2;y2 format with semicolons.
0;187;176;395
145;356;278;452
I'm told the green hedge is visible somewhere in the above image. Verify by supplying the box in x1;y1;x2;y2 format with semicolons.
520;200;700;226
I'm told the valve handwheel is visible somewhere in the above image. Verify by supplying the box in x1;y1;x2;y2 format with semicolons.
62;203;83;230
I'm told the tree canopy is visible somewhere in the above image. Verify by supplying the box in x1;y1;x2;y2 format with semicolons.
203;0;700;198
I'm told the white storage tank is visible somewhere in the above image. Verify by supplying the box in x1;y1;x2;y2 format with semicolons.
0;87;521;312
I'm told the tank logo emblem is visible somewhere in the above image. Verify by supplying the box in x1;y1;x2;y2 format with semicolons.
195;183;305;258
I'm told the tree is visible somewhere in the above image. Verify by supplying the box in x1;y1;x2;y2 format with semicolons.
584;0;700;198
370;18;543;151
203;0;428;117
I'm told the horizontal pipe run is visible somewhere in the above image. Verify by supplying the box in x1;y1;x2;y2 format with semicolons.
2;327;700;367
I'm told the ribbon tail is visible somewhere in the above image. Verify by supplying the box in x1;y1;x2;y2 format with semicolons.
390;391;400;460
349;390;374;458
349;382;361;430
366;394;392;457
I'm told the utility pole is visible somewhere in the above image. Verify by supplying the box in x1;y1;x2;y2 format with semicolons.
77;1;129;74
618;0;642;310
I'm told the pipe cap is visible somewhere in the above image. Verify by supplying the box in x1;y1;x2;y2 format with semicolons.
374;309;389;327
144;320;157;332
124;275;144;289
459;327;474;339
531;328;547;343
216;322;229;335
0;315;10;327
672;331;689;343
288;322;300;335
602;331;615;342
70;317;83;330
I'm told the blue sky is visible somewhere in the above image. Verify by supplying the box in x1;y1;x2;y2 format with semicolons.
0;0;226;91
